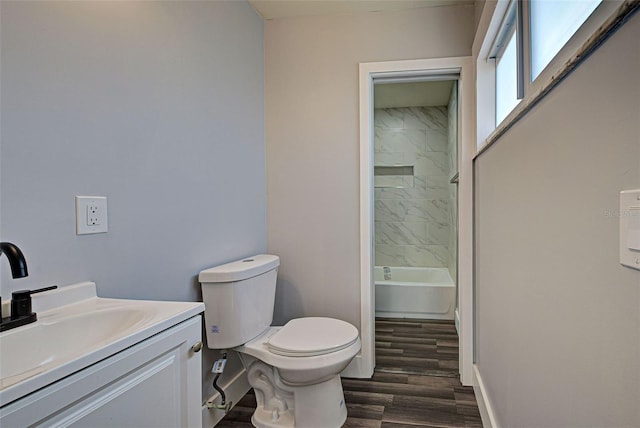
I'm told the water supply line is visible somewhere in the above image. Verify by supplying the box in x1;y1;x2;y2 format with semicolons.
206;352;232;413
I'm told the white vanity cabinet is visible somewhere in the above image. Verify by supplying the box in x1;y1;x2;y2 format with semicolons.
0;315;202;428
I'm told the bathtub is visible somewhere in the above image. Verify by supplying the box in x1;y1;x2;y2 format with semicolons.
374;266;455;320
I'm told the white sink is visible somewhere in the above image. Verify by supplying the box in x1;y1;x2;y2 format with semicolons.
0;307;148;381
0;282;204;406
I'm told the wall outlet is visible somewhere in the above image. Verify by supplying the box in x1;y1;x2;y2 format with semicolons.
87;203;101;225
76;196;108;235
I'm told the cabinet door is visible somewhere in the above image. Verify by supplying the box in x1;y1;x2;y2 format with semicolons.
0;315;202;428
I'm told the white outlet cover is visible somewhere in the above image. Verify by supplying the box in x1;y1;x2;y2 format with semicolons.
76;196;108;235
620;189;640;270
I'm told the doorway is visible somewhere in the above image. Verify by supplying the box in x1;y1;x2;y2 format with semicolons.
373;79;458;323
358;57;474;385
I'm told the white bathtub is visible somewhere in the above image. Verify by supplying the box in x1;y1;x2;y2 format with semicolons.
374;266;455;320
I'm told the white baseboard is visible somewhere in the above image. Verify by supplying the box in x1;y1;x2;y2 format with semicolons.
340;354;369;378
454;308;460;334
472;364;499;428
201;368;251;428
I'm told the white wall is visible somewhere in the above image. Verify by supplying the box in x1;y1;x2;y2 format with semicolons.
265;5;474;327
0;0;264;406
474;11;640;427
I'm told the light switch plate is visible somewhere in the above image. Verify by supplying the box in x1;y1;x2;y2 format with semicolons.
620;189;640;270
76;196;108;235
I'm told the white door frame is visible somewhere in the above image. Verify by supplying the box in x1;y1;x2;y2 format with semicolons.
358;57;474;385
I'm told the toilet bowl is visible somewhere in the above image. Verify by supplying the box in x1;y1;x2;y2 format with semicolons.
236;320;360;427
199;255;361;428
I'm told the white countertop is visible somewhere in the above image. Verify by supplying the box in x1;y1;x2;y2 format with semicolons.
0;282;204;407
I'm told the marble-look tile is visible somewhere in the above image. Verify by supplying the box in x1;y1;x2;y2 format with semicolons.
423;199;449;225
447;83;458;166
447;142;457;173
373;105;454;271
403;107;448;130
414;152;449;176
375;245;407;267
406;245;448;267
375;108;403;128
449;183;457;200
376;222;428;245
375;186;432;201
375;152;405;166
427;222;450;245
415;175;449;199
448;203;457;228
375;199;403;222
376;199;437;223
374;176;414;189
426;129;448;152
375;128;426;155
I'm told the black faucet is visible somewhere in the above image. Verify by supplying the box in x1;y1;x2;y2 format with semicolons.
0;242;29;278
0;241;38;332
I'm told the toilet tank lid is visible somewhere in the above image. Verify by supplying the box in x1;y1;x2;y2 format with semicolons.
199;254;280;283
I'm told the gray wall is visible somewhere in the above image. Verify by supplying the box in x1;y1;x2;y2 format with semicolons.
475;12;640;427
265;5;474;327
0;0;265;403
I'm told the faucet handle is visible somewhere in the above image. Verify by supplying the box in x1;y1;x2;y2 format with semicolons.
11;290;33;319
31;285;58;295
10;286;57;319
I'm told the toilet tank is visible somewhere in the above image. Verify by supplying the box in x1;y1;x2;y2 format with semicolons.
199;254;280;349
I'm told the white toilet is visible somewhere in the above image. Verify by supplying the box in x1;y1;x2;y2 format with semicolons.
199;254;361;428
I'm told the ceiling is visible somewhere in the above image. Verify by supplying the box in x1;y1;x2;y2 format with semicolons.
249;0;462;108
248;0;473;20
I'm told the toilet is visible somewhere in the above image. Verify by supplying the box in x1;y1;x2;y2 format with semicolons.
199;254;361;428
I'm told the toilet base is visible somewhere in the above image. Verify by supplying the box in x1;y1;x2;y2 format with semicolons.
245;359;348;428
288;374;347;428
251;408;295;428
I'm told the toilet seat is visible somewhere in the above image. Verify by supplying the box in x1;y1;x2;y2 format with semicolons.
267;317;359;357
236;322;361;385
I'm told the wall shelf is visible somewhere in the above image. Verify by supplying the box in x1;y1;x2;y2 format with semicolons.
374;165;414;176
373;165;415;188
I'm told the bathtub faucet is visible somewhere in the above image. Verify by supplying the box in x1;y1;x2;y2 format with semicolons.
383;266;391;280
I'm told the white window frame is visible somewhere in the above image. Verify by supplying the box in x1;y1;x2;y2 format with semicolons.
475;0;631;154
493;16;521;126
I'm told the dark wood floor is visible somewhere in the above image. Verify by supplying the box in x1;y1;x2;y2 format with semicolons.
218;318;482;427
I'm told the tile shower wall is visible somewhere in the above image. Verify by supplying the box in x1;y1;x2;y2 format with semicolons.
374;107;451;268
447;83;458;283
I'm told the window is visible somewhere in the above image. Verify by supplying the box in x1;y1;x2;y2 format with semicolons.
490;0;523;126
495;29;520;125
530;0;603;80
479;0;619;142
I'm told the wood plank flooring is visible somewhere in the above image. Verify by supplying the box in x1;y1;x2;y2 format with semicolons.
217;318;481;427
